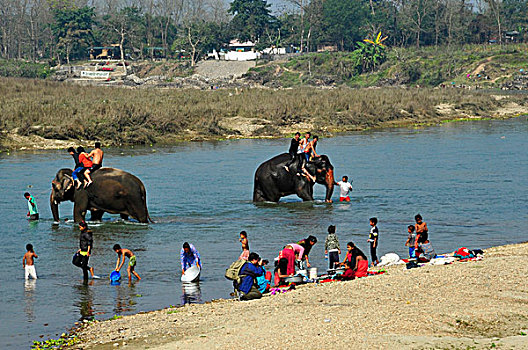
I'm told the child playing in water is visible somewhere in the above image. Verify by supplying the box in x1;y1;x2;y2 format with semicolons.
335;176;353;202
239;231;250;260
367;217;380;267
405;225;416;258
113;244;141;282
22;244;38;280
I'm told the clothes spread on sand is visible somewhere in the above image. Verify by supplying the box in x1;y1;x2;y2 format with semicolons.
25;265;37;280
337;181;353;198
27;196;38;216
180;244;201;271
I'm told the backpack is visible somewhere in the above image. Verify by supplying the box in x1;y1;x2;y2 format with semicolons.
225;259;247;284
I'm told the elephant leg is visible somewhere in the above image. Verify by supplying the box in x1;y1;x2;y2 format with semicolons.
296;183;314;201
73;191;89;223
73;203;87;223
90;209;104;221
120;213;129;221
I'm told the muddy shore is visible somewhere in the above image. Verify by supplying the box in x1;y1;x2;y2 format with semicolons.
70;242;528;350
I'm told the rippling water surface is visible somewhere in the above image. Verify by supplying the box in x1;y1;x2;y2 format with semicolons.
1;117;527;348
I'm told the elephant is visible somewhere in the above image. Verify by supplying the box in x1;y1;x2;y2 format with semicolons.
253;153;335;203
50;167;153;224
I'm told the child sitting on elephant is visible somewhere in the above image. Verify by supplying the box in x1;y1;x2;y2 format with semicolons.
77;146;93;188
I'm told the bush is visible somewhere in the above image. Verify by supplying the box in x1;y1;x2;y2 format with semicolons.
0;60;52;79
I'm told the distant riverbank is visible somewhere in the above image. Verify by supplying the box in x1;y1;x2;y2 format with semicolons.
70;242;528;349
1;77;527;151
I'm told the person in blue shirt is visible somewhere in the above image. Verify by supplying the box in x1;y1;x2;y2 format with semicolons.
180;242;201;276
238;252;264;301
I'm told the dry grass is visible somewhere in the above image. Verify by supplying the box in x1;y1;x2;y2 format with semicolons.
0;77;525;148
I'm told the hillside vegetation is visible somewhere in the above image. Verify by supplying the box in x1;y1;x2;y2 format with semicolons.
246;44;528;89
1;77;527;150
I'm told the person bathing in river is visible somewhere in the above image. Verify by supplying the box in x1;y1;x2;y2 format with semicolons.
180;242;201;276
284;132;301;169
113;244;141;282
24;192;39;220
22;243;38;280
76;147;93;188
68;147;84;189
239;231;250;260
335;176;353;202
78;221;98;280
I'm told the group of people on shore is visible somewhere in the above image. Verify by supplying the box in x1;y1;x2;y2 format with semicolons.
218;214;434;301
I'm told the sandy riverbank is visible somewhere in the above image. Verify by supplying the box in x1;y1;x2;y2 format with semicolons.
71;242;528;350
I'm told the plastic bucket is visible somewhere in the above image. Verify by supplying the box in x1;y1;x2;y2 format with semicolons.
308;267;318;279
110;270;121;282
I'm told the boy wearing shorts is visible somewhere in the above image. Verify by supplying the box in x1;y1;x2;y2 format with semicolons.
113;244;141;282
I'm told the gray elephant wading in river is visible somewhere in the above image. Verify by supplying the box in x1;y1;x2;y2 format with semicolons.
253;154;335;203
50;168;152;223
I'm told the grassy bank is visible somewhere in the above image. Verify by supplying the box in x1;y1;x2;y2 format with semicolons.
247;44;528;88
1;77;527;150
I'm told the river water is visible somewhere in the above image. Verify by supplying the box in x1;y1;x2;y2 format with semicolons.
1;117;527;349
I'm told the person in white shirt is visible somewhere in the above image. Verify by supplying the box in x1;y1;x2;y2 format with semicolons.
335;176;353;202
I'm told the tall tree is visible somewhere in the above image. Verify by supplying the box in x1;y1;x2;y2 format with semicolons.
322;0;368;50
51;6;95;64
228;0;276;43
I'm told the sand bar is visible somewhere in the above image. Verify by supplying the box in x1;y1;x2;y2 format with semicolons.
73;243;528;349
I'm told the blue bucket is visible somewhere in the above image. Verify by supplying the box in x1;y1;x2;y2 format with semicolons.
110;270;121;282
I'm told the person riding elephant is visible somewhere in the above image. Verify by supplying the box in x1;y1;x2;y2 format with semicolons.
253;153;335;203
50;167;152;224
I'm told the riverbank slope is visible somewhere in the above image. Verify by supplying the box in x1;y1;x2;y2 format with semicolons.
1;77;527;151
73;242;528;349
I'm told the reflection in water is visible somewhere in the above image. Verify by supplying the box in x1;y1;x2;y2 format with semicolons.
181;282;202;305
74;283;94;321
24;280;37;322
113;283;137;314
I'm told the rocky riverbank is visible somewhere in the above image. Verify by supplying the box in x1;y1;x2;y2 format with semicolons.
71;243;528;350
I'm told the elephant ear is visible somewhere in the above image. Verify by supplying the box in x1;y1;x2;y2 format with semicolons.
62;175;74;193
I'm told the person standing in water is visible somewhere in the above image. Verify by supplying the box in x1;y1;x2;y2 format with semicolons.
239;231;250;260
78;221;98;280
24;192;39;220
335;176;353;202
113;244;141;282
22;244;38;280
181;242;201;275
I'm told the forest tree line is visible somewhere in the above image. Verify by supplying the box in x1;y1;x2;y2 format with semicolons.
1;0;527;65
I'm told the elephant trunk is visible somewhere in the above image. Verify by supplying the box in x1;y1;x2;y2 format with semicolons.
50;192;60;223
324;168;335;203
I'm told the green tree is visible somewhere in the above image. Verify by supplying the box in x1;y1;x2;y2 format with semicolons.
228;0;276;43
51;6;95;64
322;0;369;50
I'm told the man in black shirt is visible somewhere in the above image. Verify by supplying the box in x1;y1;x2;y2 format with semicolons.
77;221;98;280
284;132;301;172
